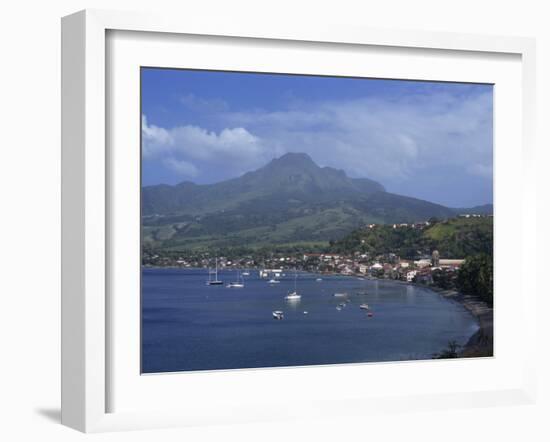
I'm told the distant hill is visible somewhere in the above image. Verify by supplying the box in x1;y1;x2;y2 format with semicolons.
330;217;493;259
142;153;490;251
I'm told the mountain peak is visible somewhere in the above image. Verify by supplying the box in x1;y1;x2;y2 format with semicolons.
268;152;317;169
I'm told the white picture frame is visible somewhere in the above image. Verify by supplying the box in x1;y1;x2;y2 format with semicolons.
61;9;537;433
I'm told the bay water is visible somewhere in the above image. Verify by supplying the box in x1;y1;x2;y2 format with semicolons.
142;268;478;373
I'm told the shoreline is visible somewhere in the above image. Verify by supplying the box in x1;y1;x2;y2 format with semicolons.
423;285;493;358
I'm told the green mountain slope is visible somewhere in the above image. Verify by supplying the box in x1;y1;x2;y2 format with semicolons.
142;153;490;251
142;153;385;216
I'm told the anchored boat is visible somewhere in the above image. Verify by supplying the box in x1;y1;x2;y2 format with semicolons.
226;270;244;288
206;258;223;285
285;270;302;301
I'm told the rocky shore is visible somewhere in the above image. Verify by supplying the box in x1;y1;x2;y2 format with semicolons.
430;287;494;358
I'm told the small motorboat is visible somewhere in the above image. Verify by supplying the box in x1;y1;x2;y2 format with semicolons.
360;304;369;310
303;311;308;315
272;310;284;320
367;312;374;317
333;292;348;297
268;279;280;284
316;278;323;282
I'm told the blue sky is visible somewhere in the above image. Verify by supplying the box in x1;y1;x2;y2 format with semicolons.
141;68;493;208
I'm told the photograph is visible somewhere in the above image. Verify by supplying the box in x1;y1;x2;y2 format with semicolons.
140;67;494;374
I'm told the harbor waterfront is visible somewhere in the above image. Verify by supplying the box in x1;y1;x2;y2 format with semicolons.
141;268;479;373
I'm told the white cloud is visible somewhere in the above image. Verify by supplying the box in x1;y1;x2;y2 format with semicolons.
221;91;493;182
142;115;173;156
169;126;264;161
163;157;199;177
143;89;493;185
142;115;274;180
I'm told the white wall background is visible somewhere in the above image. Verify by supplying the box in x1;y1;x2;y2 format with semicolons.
0;1;548;441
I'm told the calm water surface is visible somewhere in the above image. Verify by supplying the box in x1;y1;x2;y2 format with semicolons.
142;268;478;373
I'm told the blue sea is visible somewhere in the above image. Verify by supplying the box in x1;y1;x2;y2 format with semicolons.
141;268;478;373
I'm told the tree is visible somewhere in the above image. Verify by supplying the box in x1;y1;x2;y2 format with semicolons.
432;268;455;290
456;253;493;305
433;340;460;358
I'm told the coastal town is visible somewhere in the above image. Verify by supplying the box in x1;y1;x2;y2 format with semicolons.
143;247;463;285
142;215;494;285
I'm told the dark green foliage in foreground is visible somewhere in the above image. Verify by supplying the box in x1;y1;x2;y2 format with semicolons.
433;341;460;359
456;254;494;306
431;268;456;290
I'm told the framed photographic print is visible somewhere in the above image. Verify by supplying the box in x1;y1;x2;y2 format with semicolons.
140;68;493;373
61;9;537;432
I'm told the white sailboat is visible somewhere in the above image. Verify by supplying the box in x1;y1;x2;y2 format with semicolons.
226;270;244;288
285;270;301;301
206;258;223;285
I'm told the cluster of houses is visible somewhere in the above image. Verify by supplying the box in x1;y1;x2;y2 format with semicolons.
144;247;465;285
299;250;464;283
365;221;431;230
458;213;492;219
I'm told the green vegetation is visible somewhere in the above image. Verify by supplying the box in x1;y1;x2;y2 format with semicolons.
423;217;493;257
433;341;460;359
329;217;493;260
431;268;456;290
456;253;494;306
